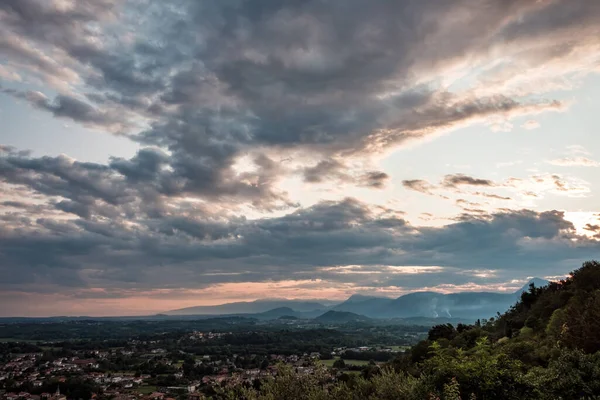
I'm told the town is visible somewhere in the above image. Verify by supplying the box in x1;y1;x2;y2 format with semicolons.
0;320;425;400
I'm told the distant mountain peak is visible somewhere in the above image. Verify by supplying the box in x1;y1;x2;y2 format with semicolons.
315;310;371;322
516;277;550;294
346;294;381;302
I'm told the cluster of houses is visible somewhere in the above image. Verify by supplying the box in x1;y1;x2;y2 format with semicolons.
0;346;325;400
1;330;398;400
0;354;100;389
331;345;405;356
186;332;230;342
3;387;67;400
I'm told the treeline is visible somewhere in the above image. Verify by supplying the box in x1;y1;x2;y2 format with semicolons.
0;318;259;341
178;328;418;358
4;377;100;400
217;260;600;399
340;350;394;362
180;330;345;357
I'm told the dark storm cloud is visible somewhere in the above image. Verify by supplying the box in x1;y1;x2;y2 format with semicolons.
0;0;579;191
1;188;598;293
0;153;131;215
0;148;295;219
1;0;600;303
109;148;169;183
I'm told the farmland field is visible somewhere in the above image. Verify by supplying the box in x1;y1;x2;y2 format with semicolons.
320;357;375;367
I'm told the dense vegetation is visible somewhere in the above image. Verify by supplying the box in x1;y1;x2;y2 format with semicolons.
0;318;426;344
218;261;600;399
0;318;261;341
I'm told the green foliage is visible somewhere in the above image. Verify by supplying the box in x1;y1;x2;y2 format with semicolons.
214;260;600;400
428;324;457;342
217;365;429;400
525;349;600;399
561;290;600;353
442;378;461;400
545;308;566;340
361;369;425;400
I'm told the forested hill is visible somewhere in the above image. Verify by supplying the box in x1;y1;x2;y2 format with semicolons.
220;261;600;399
395;260;600;398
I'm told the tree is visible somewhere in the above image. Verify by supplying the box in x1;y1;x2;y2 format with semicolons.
562;290;600;353
260;358;269;370
332;359;346;369
428;324;457;342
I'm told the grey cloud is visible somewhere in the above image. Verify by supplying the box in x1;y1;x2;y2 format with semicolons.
548;157;600;167
0;0;118;87
403;171;586;201
402;179;436;195
1;0;581;195
1;149;295;219
1;153;130;209
4;89;133;133
109;148;169;183
403;175;499;199
0;35;75;84
303;160;346;184
584;224;600;239
473;192;512;201
1;192;598;294
358;171;389;189
0;145;32;157
1;0;600;307
302;159;388;188
442;174;495;188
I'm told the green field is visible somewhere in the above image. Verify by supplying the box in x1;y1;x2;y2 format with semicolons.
388;345;410;352
136;386;157;395
0;338;40;343
342;359;371;366
320;358;338;367
320;357;373;367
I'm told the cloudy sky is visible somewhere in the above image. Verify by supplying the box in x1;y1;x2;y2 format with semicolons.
1;0;600;316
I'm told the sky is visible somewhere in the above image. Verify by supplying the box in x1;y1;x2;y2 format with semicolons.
1;0;600;317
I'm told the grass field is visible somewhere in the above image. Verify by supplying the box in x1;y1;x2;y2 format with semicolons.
0;338;40;343
342;359;371;366
388;345;410;352
320;357;373;367
136;385;157;395
320;358;338;367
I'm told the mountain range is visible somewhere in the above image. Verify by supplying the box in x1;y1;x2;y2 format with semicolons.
165;278;550;320
164;299;332;316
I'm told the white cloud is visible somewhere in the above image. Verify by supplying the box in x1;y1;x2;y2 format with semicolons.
521;120;540;130
567;145;591;155
547;156;600;167
0;64;22;82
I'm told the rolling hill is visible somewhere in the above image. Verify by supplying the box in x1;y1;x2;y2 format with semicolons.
314;310;371;323
344;279;549;319
165;299;329;316
164;278;549;320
